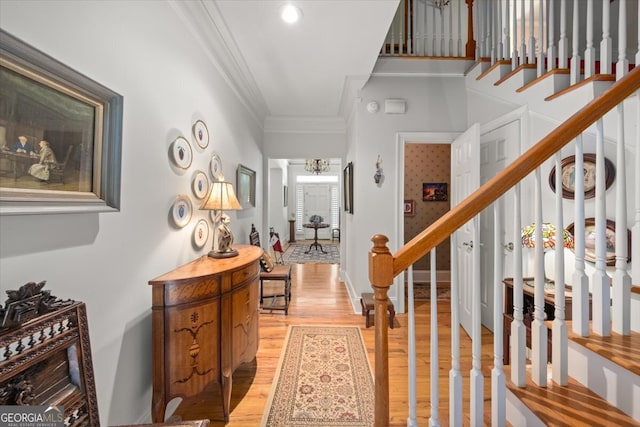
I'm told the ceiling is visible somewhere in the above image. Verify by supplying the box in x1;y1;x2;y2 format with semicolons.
212;0;400;119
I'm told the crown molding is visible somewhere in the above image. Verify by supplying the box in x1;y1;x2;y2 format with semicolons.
264;116;347;134
169;0;269;128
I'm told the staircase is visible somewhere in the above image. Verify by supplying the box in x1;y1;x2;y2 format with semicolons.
372;0;640;425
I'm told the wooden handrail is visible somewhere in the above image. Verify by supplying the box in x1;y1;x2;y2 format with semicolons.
369;66;640;426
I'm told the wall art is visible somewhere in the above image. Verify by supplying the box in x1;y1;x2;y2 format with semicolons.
171;194;192;228
423;182;448;201
548;154;615;200
192;170;209;200
404;199;415;216
192;119;209;149
0;29;123;215
193;219;210;249
343;162;353;214
170;136;192;169
566;218;631;266
237;164;256;208
210;152;222;180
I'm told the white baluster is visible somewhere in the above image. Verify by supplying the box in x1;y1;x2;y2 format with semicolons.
547;0;556;72
520;0;526;65
592;119;611;337
584;0;595;78
572;135;590;337
616;0;628;80
431;2;437;56
470;216;483;426
408;0;414;55
536;0;544;77
558;0;568;69
449;232;463;426
407;265;418;427
570;0;581;84
531;168;548;386
612;103;631;335
457;0;463;57
511;183;526;387
486;0;492;61
441;1;447;56
512;0;519;69
449;0;454;56
429;249;441;426
492;203;506;426
600;0;612;74
528;0;535;65
504;0;511;66
552;152;568;385
636;8;640;285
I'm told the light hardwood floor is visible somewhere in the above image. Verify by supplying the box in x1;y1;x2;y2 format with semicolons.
172;262;495;426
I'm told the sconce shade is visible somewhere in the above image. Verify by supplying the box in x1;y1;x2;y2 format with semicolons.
521;223;574;250
200;181;242;211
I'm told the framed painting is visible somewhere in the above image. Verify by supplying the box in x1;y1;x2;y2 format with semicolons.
237;164;256;208
566;218;631;266
0;29;123;215
343;162;353;214
548;154;614;200
423;182;448;201
404;199;415;216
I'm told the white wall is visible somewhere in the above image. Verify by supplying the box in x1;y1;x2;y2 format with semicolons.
0;1;263;424
345;75;468;312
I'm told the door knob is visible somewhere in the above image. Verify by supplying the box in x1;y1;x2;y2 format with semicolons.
504;242;514;252
462;241;473;251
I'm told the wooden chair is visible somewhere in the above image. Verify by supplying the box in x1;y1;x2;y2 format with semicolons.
49;144;73;183
249;224;292;314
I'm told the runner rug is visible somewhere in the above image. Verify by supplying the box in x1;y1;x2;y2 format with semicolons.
282;242;340;264
260;325;375;427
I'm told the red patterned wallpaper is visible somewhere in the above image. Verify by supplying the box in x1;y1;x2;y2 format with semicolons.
404;143;451;271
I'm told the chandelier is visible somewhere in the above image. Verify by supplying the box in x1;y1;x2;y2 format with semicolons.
304;159;330;175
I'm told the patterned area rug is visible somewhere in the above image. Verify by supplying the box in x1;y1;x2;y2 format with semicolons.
260;325;374;427
282;241;340;264
406;283;451;301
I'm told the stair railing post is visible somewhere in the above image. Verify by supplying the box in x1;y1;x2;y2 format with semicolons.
369;234;394;427
600;0;612;74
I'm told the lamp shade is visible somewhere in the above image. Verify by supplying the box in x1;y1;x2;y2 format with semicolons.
521;223;574;250
200;181;242;211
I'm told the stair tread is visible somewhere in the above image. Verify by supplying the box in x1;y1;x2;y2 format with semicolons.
567;324;640;377
505;366;638;426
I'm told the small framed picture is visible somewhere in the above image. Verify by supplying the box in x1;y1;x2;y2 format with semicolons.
548;154;615;199
423;182;448;201
404;199;415;216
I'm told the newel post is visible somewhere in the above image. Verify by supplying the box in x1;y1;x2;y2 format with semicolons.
368;234;394;427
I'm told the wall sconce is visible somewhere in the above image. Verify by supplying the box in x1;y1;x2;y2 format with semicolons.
374;155;384;185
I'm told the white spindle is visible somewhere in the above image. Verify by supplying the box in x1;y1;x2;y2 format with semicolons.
486;0;492;61
558;0;568;68
584;0;595;78
423;1;429;56
407;265;418;427
511;183;526;387
449;0;454;56
634;93;640;285
570;0;581;84
612;104;631;335
512;0;519;69
441;2;447;56
449;232;463;426
491;203;506;427
592;119;611;337
520;0;526;64
547;0;556;72
504;0;511;66
600;0;612;74
430;249;441;426
528;0;535;65
552;152;568;385
458;0;463;57
536;0;544;77
431;3;437;56
531;168;548;386
616;0;628;80
572;135;590;337
470;216;483;426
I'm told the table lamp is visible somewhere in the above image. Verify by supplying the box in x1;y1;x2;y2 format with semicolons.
521;222;574;284
200;176;242;258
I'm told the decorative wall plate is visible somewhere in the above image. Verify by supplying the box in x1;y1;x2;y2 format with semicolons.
171;194;192;228
210;153;222;180
548;154;614;199
192;170;209;200
171;136;192;169
193;219;210;249
192;119;209;149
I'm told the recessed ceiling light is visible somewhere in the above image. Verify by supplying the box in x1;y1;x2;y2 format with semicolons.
281;3;302;24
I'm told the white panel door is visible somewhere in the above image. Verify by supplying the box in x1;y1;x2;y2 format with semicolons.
303;184;332;239
451;124;481;336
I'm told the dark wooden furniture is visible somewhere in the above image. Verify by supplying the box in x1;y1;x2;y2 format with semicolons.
288;219;296;243
0;281;100;426
148;246;262;424
249;225;292;314
503;277;583;366
360;292;395;329
303;222;330;253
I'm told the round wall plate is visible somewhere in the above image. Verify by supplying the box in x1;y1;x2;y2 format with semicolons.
192;170;209;200
193;219;210;249
171;136;192;169
192;119;209;149
210;153;222;180
171;194;192;228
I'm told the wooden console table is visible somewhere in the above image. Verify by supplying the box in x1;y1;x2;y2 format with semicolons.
148;245;262;423
502;277;574;366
